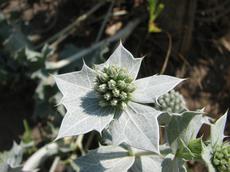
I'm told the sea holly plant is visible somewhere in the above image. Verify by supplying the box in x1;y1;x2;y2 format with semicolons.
53;42;230;172
54;42;184;153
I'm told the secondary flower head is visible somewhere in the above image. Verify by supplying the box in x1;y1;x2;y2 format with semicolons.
212;144;230;172
155;90;186;113
54;42;184;153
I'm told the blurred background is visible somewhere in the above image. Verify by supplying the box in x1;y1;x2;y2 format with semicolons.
0;0;230;171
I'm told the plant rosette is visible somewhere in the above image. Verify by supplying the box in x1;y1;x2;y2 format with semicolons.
54;42;184;153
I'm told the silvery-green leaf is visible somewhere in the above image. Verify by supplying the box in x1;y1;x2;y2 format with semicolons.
157;112;172;126
95;42;143;80
166;111;202;153
132;75;184;103
75;146;135;172
129;155;163;172
54;63;97;100
56;98;115;140
54;63;115;139
110;102;161;153
162;154;187;172
181;114;210;145
211;112;227;147
201;145;216;172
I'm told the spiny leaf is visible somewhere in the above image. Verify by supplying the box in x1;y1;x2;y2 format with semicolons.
132;75;184;104
211;112;228;147
166;111;203;153
95;42;143;80
110;102;161;153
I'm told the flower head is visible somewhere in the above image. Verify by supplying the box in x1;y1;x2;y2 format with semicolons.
95;65;135;109
54;42;184;153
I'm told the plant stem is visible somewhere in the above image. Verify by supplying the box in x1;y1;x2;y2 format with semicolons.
22;142;59;171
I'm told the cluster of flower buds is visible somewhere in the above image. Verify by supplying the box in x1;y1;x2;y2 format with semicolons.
95;65;135;109
212;144;230;172
155;90;186;113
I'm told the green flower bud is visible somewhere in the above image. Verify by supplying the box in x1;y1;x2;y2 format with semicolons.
117;80;126;89
161;102;167;109
97;84;107;93
126;83;135;92
97;72;109;82
104;93;112;101
108;80;116;90
117;68;128;80
121;102;127;109
165;97;170;103
110;99;118;106
213;159;220;165
217;153;224;159
125;76;133;83
107;66;118;79
120;91;127;100
112;88;120;97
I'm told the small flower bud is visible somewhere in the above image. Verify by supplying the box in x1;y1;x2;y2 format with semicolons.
98;72;109;82
157;99;163;106
117;69;128;80
110;99;118;106
117;80;126;89
107;66;118;78
120;91;127;100
97;84;107;93
121;102;127;109
161;102;167;109
175;105;180;111
125;76;133;83
213;159;220;165
217;153;224;159
165;97;170;103
126;83;135;92
108;80;116;89
104;93;111;100
112;88;120;97
169;101;174;107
